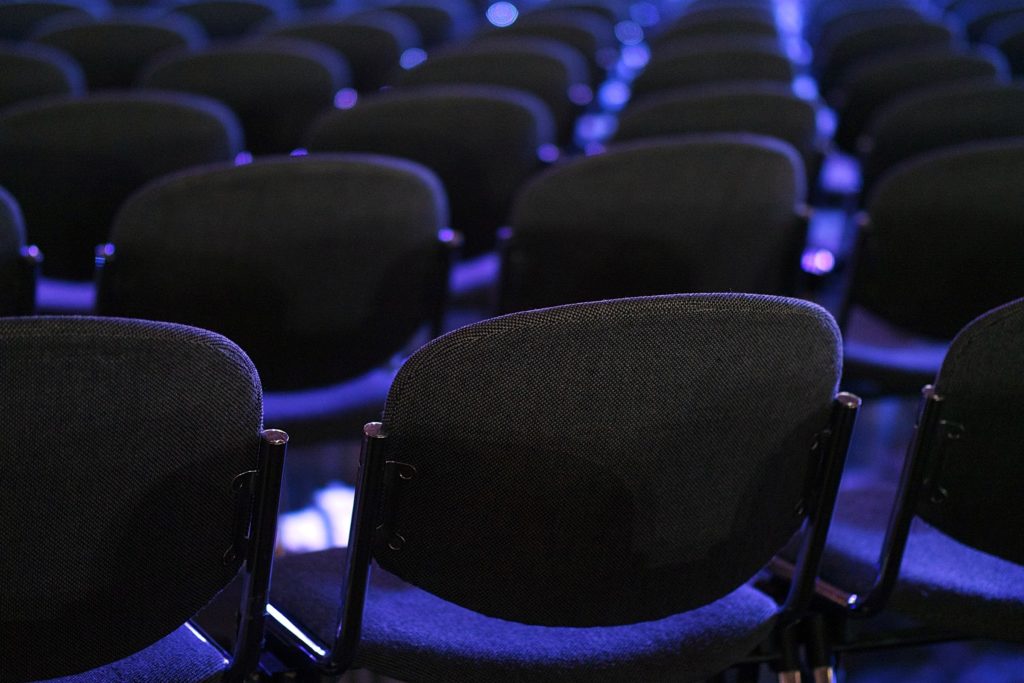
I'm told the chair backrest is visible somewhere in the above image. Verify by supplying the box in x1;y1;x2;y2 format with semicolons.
958;0;1024;41
0;92;243;280
31;13;206;89
0;41;85;110
853;140;1024;339
814;6;933;48
96;154;448;391
860;80;1024;193
501;134;806;313
918;297;1024;565
652;6;780;43
984;13;1024;75
0;316;262;680
167;0;284;38
307;84;554;254
140;37;349;154
381;0;475;47
372;293;843;625
0;186;32;315
0;0;103;41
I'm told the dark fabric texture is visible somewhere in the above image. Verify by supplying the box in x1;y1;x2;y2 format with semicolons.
916;298;1024;565
393;37;588;144
32;13;206;89
632;36;793;99
262;11;420;92
832;47;1006;152
861;81;1024;193
814;485;1024;641
502;134;806;313
0;92;243;280
986;14;1024;75
0;1;95;41
0;185;28;315
140;38;350;155
39;625;228;683
0;41;84;109
373;294;841;626
810;5;929;46
0;316;263;681
167;0;281;38
96;154;448;392
272;547;780;682
854;140;1024;339
384;0;473;48
307;84;554;254
652;7;779;43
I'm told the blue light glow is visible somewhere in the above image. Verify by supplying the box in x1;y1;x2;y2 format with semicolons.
584;141;606;155
792;75;818;101
290;148;308;157
568;83;593;106
234;151;253;165
486;1;518;27
614;20;643;45
400;48;427;69
629;1;659;26
598;81;630;110
267;604;328;657
537;143;560;162
334;88;358;109
621;44;650;70
801;248;836;275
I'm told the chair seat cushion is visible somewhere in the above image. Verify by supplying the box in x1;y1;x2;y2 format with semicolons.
271;547;780;682
818;485;1024;640
842;307;948;395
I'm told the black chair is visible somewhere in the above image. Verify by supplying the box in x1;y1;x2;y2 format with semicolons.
0;316;287;682
982;12;1024;75
840;140;1024;394
651;5;780;44
265;293;859;682
0;0;104;41
139;38;350;155
379;0;475;47
0;91;243;280
306;84;555;255
812;5;935;49
500;134;808;313
31;12;206;89
96;154;451;442
954;0;1024;41
166;0;285;38
0;41;84;110
0;186;40;316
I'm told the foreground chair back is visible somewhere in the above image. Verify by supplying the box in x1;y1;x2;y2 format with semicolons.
0;316;286;682
0;186;39;315
268;293;859;681
0;41;84;110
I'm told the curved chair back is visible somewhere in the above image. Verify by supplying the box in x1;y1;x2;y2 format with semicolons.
167;0;284;38
382;0;475;47
0;187;34;315
652;5;779;43
0;41;84;110
97;154;448;391
0;92;243;279
0;0;103;41
984;13;1024;75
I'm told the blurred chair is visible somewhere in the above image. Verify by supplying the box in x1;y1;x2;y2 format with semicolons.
0;316;286;682
0;91;243;281
31;12;206;89
140;38;350;154
0;41;85;109
651;5;779;44
379;0;475;47
499;134;808;313
307;84;555;255
983;13;1024;74
0;186;40;316
266;293;858;682
96;154;451;442
0;0;105;41
811;5;934;48
954;0;1024;41
167;0;287;38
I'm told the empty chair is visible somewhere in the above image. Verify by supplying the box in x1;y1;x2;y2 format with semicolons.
630;36;793;106
266;293;859;682
806;0;927;43
0;0;104;41
140;38;350;154
955;0;1024;40
393;38;589;145
31;13;206;89
859;80;1024;193
832;47;1007;153
983;13;1024;74
500;134;808;313
262;11;420;92
813;5;935;48
841;140;1024;393
0;41;84;109
96;154;451;440
651;5;779;44
167;0;286;38
0;186;38;316
307;85;554;255
0;92;243;280
0;316;286;682
379;0;475;47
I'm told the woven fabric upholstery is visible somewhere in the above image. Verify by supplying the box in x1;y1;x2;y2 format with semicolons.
167;0;281;38
0;1;97;41
307;84;554;254
0;42;84;109
0;316;262;681
373;294;842;626
0;185;28;315
854;141;1024;339
140;38;350;154
393;37;589;144
0;92;243;280
832;48;1006;152
632;37;793;99
272;547;780;682
986;14;1024;74
32;13;206;89
861;81;1024;193
502;134;805;313
97;154;447;391
616;83;818;177
261;11;420;92
914;298;1024;565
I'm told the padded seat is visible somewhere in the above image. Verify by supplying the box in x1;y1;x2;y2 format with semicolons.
0;42;84;109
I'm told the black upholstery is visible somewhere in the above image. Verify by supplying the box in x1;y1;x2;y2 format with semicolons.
0;41;84;110
167;0;283;38
652;6;779;43
983;13;1024;75
0;0;99;41
382;0;475;47
0;186;32;316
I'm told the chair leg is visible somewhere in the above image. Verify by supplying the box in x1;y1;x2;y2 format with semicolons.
773;622;803;683
804;614;835;683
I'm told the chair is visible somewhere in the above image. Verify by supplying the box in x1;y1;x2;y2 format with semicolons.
858;80;1024;194
265;293;859;682
0;91;243;281
500;134;808;314
812;5;934;48
0;186;40;316
95;154;451;442
983;13;1024;75
0;316;286;682
306;84;555;255
140;38;350;155
954;0;1024;41
0;0;104;41
379;0;475;47
166;0;285;38
840;140;1024;394
31;13;206;89
0;41;84;110
651;5;780;44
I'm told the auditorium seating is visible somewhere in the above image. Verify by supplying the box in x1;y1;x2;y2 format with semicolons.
0;187;38;316
0;41;84;109
166;0;286;38
0;0;103;41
